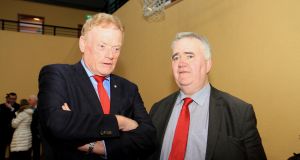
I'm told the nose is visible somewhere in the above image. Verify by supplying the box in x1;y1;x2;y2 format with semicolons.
105;48;114;59
178;57;187;68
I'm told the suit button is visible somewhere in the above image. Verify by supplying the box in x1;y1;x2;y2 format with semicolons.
100;130;112;135
106;131;112;135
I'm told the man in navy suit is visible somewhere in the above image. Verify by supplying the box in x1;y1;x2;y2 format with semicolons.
0;93;20;160
147;32;267;160
38;13;155;160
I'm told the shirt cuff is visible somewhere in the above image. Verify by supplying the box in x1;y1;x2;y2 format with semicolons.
101;140;107;159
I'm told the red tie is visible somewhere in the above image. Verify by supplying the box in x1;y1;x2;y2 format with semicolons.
169;97;193;160
93;75;110;114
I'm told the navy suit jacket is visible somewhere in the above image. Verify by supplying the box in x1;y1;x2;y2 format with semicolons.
38;61;156;160
148;86;267;160
0;103;20;144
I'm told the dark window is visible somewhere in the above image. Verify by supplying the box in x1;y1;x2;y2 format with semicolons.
18;14;44;34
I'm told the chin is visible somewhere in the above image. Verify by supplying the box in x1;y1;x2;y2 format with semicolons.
102;71;113;76
103;65;115;71
177;77;192;84
178;80;192;87
97;67;113;74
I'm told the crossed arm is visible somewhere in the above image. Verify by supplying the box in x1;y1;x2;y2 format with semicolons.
61;103;138;155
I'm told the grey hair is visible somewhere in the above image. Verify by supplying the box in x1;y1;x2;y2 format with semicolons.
28;95;38;101
171;32;212;60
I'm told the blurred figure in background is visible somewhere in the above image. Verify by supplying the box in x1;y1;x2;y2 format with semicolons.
0;92;20;160
29;95;41;160
10;99;33;160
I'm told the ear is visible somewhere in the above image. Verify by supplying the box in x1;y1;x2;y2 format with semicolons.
206;59;212;73
79;36;86;53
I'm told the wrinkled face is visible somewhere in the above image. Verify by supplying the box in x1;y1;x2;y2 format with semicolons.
6;95;17;104
79;25;123;76
28;98;37;107
171;37;212;94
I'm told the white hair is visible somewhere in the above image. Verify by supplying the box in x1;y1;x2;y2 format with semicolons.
171;32;212;60
28;95;38;101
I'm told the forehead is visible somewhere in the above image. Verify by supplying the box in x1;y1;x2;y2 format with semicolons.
86;25;123;43
172;37;204;53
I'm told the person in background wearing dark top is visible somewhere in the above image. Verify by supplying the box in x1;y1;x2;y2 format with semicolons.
38;13;155;160
0;92;20;160
29;95;40;160
10;99;33;160
147;32;267;160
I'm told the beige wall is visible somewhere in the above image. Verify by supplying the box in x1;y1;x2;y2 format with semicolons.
0;0;90;101
0;0;95;27
0;30;81;103
113;0;300;159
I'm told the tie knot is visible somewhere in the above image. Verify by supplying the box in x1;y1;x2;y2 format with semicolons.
183;97;193;107
93;75;105;83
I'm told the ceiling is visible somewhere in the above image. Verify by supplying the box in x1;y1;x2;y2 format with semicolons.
26;0;129;13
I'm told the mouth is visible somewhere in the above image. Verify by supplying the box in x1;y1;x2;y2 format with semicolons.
103;62;113;66
178;71;189;74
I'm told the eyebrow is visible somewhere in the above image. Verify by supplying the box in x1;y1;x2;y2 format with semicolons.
99;41;121;47
171;52;179;59
171;51;195;59
184;51;195;55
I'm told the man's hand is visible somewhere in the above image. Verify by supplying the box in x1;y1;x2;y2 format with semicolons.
62;103;71;111
4;103;14;111
115;115;138;131
78;141;105;155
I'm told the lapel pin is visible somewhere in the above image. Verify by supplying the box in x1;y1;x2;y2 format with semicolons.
114;85;117;88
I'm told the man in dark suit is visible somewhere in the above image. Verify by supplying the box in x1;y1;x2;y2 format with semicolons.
0;92;20;160
28;95;40;160
38;13;155;160
147;32;267;160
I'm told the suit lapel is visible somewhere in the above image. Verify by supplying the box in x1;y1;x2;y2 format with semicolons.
205;87;222;160
73;62;102;113
109;75;121;114
156;92;179;156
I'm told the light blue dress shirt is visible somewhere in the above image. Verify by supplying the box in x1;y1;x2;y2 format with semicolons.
160;84;211;160
81;59;111;98
80;59;109;157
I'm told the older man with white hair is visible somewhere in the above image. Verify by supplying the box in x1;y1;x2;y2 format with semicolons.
28;95;38;108
148;32;267;160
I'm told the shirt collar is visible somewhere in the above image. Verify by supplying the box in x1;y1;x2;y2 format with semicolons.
177;83;211;106
81;59;110;81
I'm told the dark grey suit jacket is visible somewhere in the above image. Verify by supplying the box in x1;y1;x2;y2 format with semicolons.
147;86;267;160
